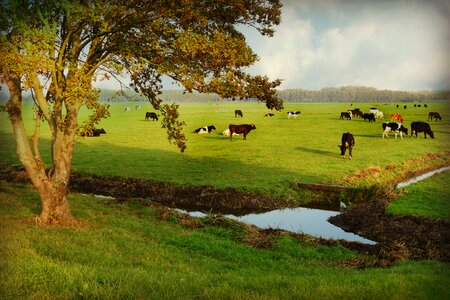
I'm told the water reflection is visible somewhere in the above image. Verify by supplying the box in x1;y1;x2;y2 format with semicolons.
176;207;377;245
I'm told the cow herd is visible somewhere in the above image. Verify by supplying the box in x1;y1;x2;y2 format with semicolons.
84;103;443;161
338;106;442;159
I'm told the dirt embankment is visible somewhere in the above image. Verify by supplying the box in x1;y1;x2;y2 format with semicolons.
1;163;449;265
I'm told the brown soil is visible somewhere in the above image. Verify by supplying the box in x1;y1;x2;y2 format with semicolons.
1;163;449;266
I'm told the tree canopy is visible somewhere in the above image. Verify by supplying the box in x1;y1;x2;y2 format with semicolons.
0;0;283;224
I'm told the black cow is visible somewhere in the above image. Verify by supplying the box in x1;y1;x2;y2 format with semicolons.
411;122;434;139
404;105;407;109
340;112;352;120
339;132;355;159
145;112;158;121
428;112;442;121
194;125;216;134
229;124;256;141
382;122;408;139
80;128;106;137
363;113;375;122
235;110;243;117
264;113;275;117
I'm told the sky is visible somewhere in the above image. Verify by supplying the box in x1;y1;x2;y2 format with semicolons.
239;0;450;91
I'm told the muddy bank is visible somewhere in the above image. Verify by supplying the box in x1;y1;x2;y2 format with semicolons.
1;163;449;264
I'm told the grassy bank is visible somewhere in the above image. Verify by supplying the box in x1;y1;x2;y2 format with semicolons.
1;181;449;299
387;170;450;219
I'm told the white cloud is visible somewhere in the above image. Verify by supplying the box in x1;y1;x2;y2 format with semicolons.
244;0;450;91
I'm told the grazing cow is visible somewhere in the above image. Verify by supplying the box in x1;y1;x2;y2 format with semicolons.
340;112;352;120
396;104;399;108
404;105;407;109
350;109;363;118
124;106;130;112
80;128;106;137
264;113;275;117
228;124;256;141
222;128;239;136
411;121;434;139
338;132;355;159
391;113;404;123
418;104;421;108
194;125;216;134
370;108;384;119
382;122;408;139
135;105;141;110
428;112;442;121
145;112;158;121
287;111;301;119
235;110;243;117
424;104;428;108
363;113;375;122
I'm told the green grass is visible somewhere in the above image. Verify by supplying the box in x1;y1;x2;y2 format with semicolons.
387;170;450;219
1;182;449;299
1;101;449;200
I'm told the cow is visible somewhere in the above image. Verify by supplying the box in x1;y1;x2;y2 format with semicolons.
222;128;239;136
363;113;375;122
135;105;141;110
411;122;434;139
264;113;275;117
287;111;301;119
124;106;130;112
340;112;352;120
235;110;243;117
338;132;355;160
350;110;363;118
391;113;404;123
80;128;106;137
228;124;256;141
194;125;216;134
424;104;428;108
404;105;407;110
145;112;158;121
382;122;408;139
428;112;442;121
370;109;384;119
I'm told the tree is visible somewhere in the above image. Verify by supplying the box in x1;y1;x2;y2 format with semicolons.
0;0;283;225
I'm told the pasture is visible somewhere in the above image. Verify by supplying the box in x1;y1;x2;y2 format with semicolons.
1;101;450;299
1;101;449;201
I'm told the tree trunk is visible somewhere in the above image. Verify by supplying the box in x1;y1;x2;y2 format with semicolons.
36;184;75;225
3;71;76;225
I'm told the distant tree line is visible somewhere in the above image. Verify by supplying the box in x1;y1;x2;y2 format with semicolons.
278;86;450;102
6;86;448;104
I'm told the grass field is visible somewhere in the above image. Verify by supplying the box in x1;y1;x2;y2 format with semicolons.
1;101;450;298
1;181;449;299
1;101;449;199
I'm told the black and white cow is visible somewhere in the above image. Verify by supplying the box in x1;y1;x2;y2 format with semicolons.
287;111;301;119
145;112;158;121
338;132;355;159
340;112;352;120
382;122;408;139
194;125;216;134
411;121;434;139
264;113;275;117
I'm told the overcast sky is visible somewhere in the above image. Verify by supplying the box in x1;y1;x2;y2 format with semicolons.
239;0;450;91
